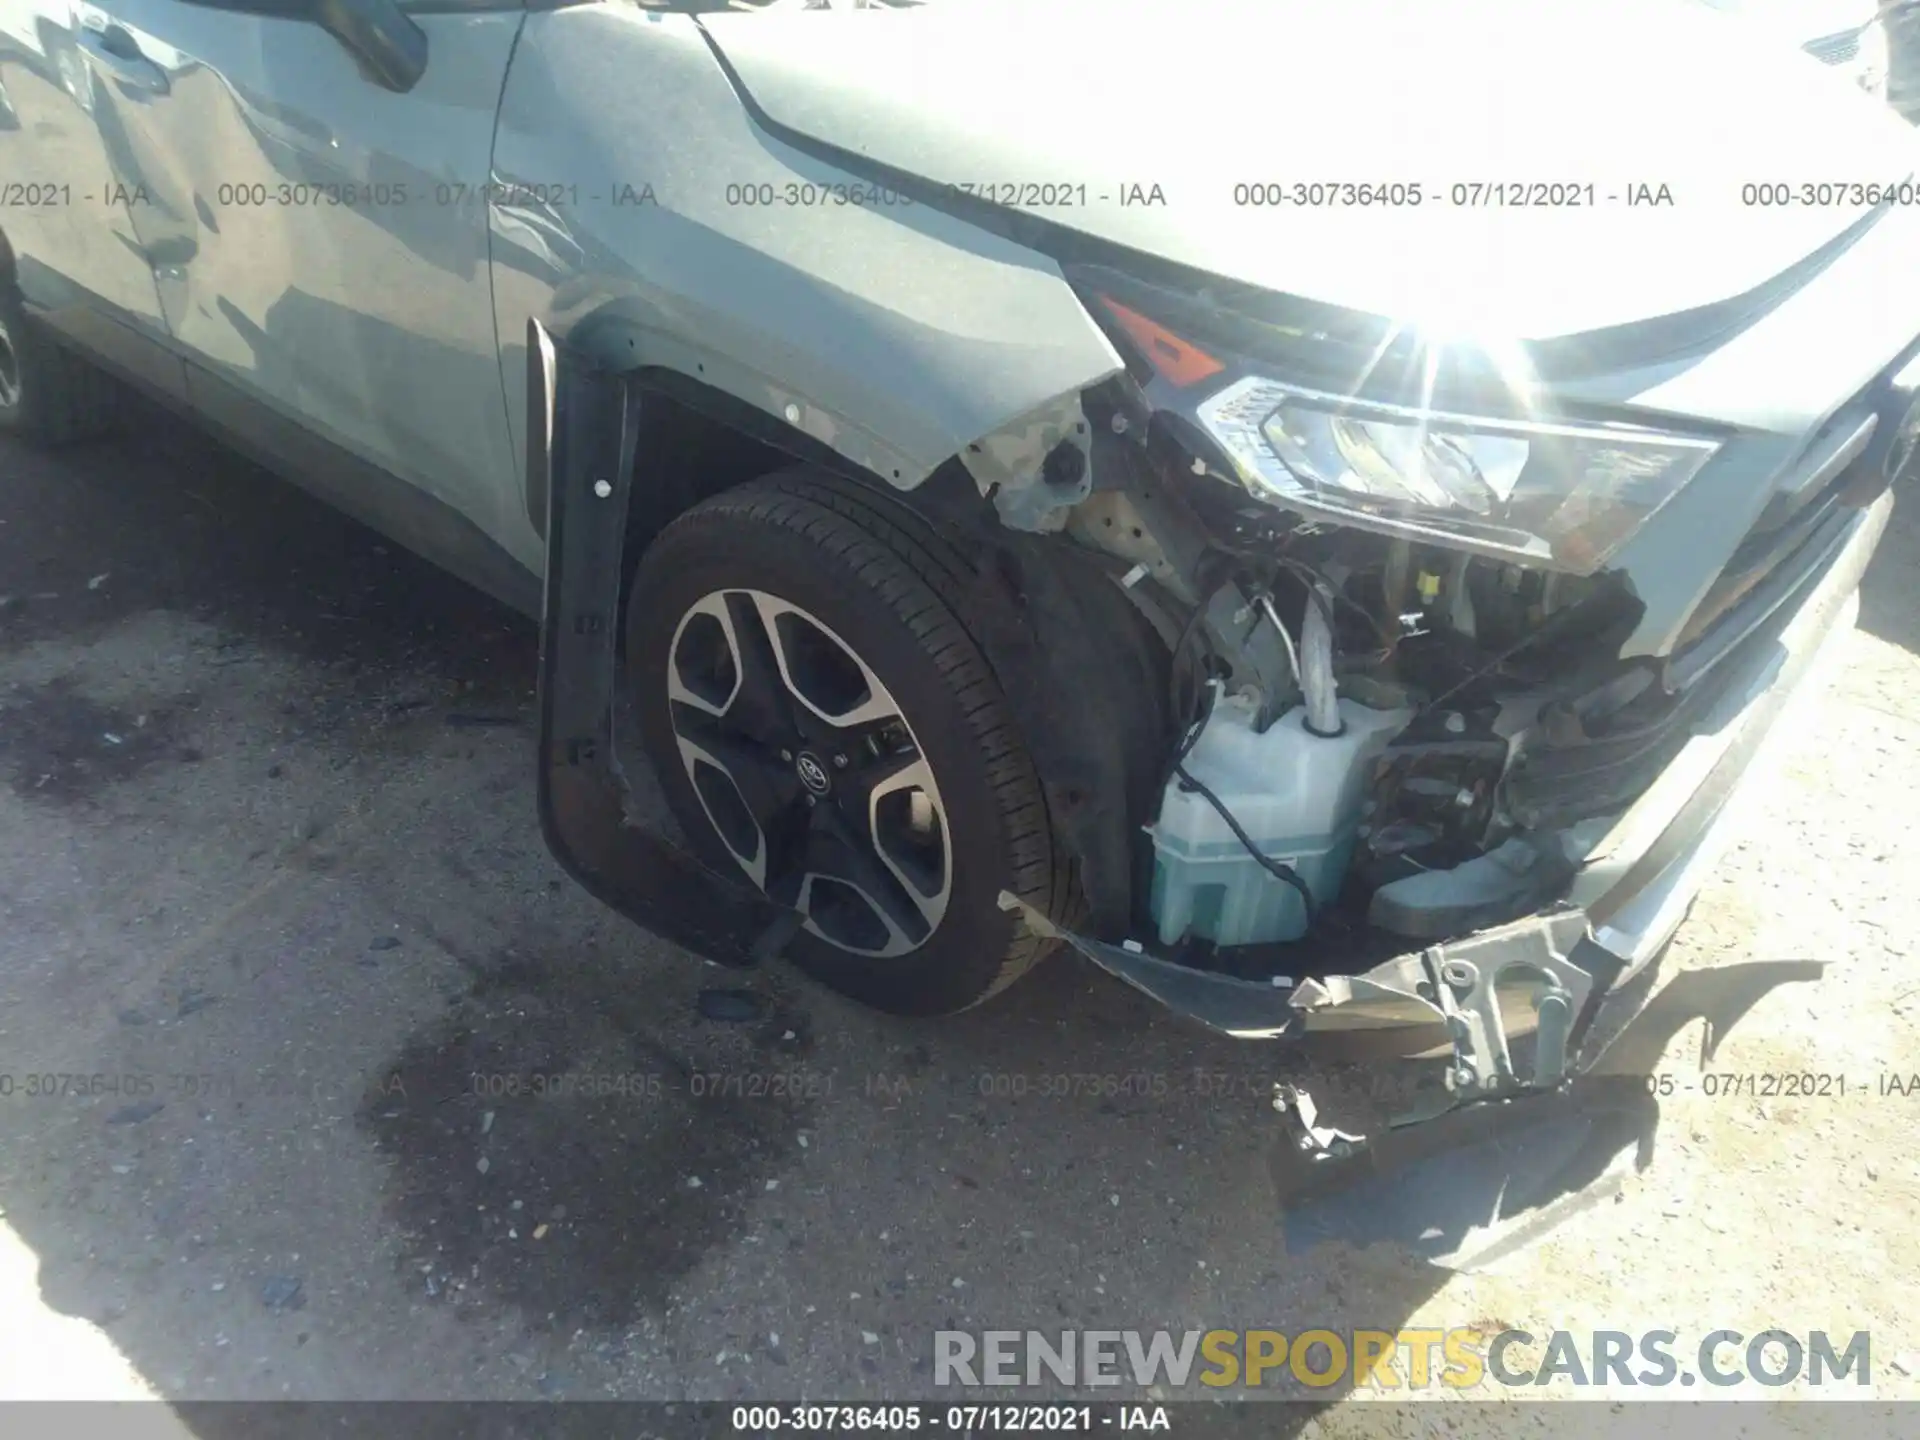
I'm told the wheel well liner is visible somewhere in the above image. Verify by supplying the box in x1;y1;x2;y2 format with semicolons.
539;336;1171;955
611;369;884;633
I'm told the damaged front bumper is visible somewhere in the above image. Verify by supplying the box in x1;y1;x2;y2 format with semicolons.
1002;484;1891;1133
534;309;1888;1169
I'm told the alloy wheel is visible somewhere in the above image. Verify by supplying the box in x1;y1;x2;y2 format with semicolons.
663;589;952;958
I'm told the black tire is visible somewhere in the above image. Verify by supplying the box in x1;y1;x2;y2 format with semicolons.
0;279;119;444
627;468;1073;1016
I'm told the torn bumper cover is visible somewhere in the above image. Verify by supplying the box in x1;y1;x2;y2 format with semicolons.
1002;483;1891;1121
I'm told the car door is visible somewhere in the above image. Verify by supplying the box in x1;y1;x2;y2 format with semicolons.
66;0;538;601
0;0;182;400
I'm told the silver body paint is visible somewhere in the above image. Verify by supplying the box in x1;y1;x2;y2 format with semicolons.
488;7;1121;564
1;0;1910;1112
2;0;1912;655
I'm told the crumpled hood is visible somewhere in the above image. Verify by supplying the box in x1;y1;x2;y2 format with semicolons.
701;0;1920;340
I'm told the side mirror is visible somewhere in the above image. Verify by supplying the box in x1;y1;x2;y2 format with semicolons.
180;0;427;94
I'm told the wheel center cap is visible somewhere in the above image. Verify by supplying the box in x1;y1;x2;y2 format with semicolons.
794;751;832;796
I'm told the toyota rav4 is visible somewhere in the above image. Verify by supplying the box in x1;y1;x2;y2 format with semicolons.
0;0;1909;1152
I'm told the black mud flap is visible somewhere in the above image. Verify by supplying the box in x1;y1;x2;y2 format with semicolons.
530;320;803;968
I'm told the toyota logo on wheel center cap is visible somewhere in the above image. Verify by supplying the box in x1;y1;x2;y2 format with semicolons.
795;752;831;795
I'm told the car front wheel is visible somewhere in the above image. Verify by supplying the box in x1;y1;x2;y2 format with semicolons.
626;469;1074;1016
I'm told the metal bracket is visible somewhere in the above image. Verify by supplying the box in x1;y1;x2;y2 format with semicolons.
1431;957;1566;1098
1286;910;1610;1129
959;395;1094;533
1273;1084;1368;1161
1419;911;1601;1109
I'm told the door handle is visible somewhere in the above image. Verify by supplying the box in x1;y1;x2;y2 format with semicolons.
77;24;170;96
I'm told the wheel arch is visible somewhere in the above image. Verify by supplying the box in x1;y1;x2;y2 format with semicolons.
544;298;1121;562
532;323;1169;965
608;366;895;630
585;355;1110;659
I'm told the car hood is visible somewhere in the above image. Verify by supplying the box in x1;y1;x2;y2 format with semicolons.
700;0;1920;341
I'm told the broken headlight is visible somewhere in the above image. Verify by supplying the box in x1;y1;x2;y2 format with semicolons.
1195;378;1720;575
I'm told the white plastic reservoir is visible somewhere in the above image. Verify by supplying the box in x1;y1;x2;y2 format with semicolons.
1149;692;1412;947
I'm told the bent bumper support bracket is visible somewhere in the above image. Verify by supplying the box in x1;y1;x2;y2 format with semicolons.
1003;891;1630;1155
1292;910;1618;1115
531;320;799;968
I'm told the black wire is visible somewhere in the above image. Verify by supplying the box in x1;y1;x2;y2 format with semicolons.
1173;761;1320;925
1154;554;1329;932
1165;555;1236;754
1167;598;1214;738
1414;596;1595;719
1274;556;1394;649
1164;666;1320;928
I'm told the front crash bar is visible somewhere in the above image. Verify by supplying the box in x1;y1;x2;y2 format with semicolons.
531;321;803;968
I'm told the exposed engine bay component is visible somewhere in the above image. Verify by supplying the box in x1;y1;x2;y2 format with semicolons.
1057;407;1675;960
1096;466;1658;956
1067;429;1308;728
1203;583;1302;730
957;393;1095;533
1357;730;1510;883
1020;291;1869;1000
1502;663;1723;833
1149;688;1410;947
1296;580;1343;738
1367;836;1576;940
1289;909;1608;1105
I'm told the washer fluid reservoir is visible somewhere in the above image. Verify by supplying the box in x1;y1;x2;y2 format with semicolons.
1148;692;1411;947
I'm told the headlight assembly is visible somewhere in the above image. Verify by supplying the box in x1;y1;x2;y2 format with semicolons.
1195;376;1721;575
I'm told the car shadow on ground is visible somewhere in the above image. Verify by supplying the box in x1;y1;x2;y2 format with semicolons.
0;408;1895;1425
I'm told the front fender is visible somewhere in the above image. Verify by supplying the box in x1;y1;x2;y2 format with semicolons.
490;6;1122;553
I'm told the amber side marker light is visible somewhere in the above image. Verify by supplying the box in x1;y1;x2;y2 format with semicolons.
1096;293;1225;388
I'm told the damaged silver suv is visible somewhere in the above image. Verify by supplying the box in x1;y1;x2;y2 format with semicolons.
0;0;1910;1130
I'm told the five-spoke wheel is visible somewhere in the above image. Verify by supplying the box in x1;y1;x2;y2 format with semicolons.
627;469;1072;1015
664;588;951;959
